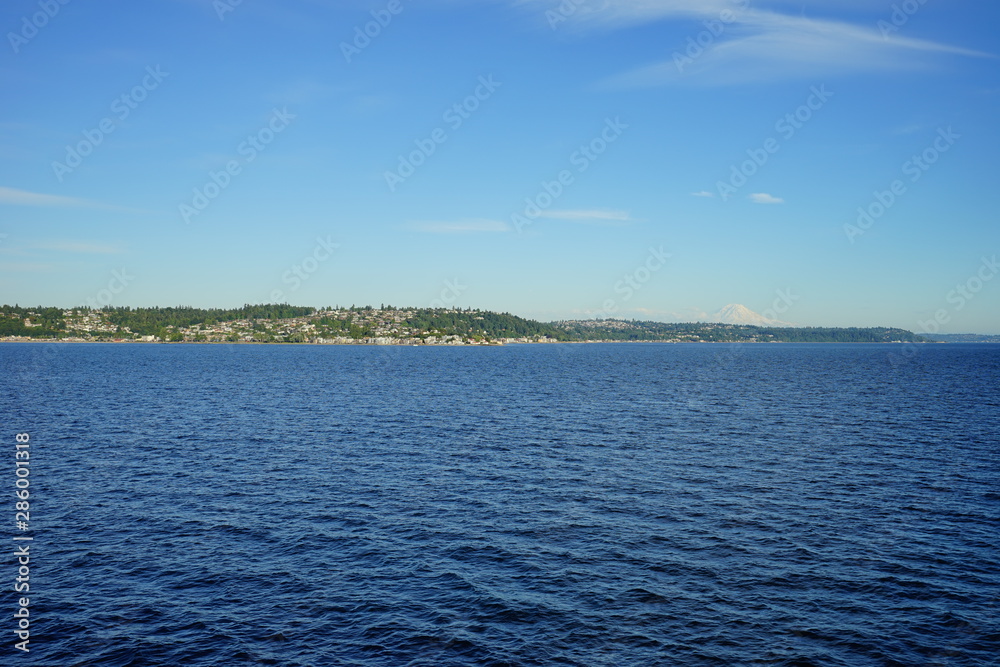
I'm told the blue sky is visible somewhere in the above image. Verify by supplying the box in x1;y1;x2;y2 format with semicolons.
2;0;998;333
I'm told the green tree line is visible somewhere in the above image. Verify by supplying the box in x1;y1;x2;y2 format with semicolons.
0;305;66;337
554;320;926;343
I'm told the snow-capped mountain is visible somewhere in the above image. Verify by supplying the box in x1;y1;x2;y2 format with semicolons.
709;304;793;327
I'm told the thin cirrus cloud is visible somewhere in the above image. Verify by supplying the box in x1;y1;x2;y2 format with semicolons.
749;193;784;204
527;0;994;86
0;186;144;212
32;240;126;254
0;187;105;209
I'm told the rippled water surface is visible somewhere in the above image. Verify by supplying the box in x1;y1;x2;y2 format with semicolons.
3;342;999;665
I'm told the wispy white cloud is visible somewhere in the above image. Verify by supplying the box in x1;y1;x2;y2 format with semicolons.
0;187;106;209
891;123;927;136
691;191;715;198
33;240;126;254
537;209;633;224
531;0;727;30
406;219;510;234
528;0;993;86
749;192;784;204
0;186;145;213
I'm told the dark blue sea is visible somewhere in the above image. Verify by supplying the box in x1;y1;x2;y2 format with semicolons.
3;342;999;666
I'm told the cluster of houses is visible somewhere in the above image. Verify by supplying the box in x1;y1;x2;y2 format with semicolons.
2;308;538;345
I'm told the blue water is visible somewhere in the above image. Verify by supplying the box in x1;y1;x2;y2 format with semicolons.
3;342;998;666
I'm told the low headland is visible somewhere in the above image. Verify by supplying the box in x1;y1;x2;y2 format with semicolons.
1;304;930;345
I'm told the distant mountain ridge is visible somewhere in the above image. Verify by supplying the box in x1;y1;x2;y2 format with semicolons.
710;303;793;327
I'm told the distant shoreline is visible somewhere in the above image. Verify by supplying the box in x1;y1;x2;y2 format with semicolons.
0;338;955;346
1;305;935;344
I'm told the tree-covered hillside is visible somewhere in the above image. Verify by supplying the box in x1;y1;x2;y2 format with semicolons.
0;305;65;338
0;304;928;344
402;310;567;340
101;304;315;336
554;320;927;343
